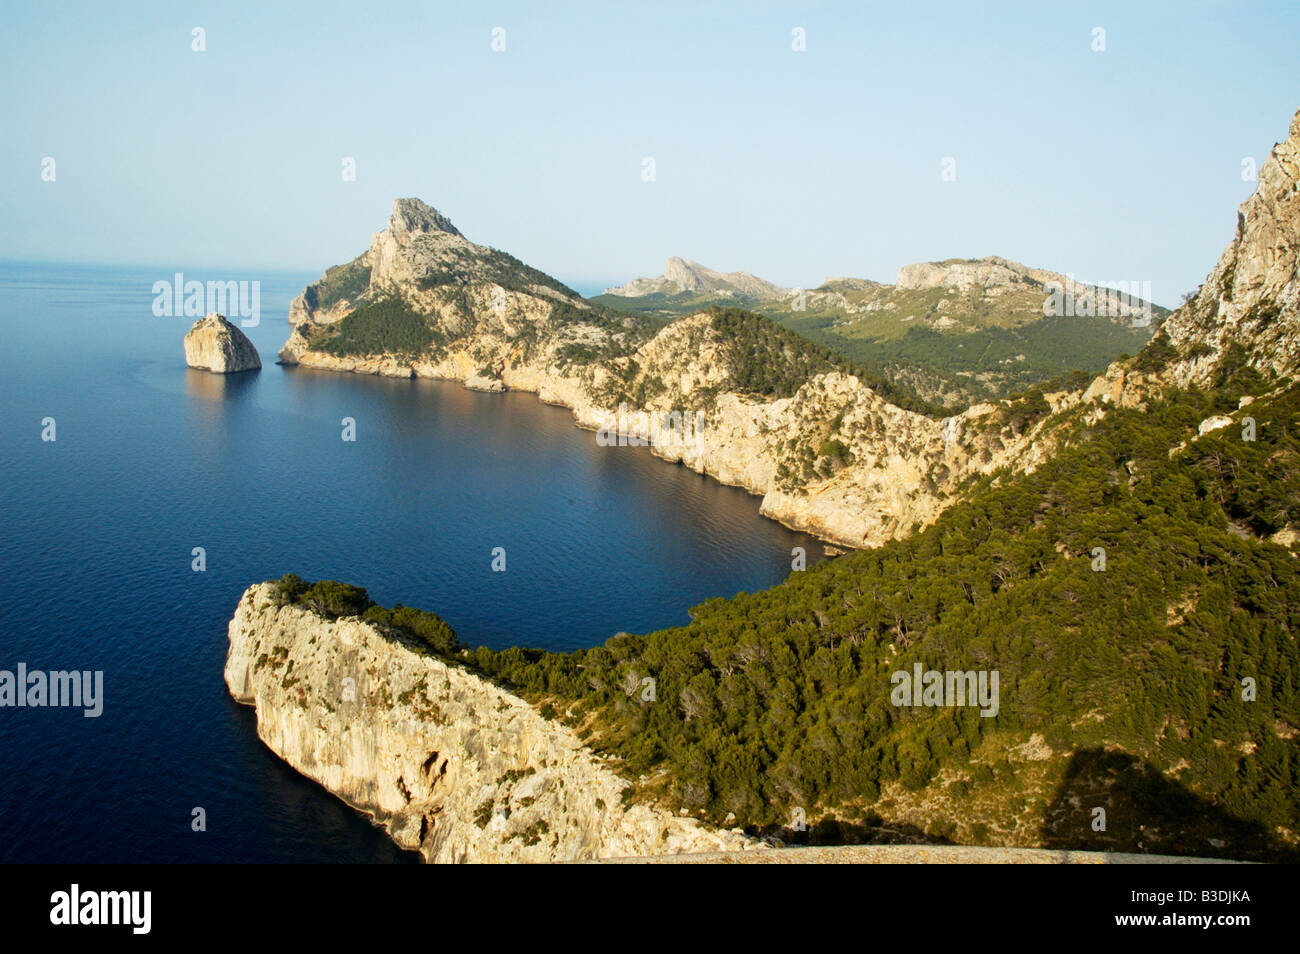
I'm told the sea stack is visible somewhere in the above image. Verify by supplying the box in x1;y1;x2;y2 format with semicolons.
183;313;261;373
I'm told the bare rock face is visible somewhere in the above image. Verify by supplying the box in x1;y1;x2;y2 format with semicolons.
387;196;461;240
183;313;261;373
1084;105;1300;412
896;256;1048;292
224;583;762;863
1162;106;1300;386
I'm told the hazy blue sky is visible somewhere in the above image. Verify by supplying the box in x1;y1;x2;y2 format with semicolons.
2;1;1298;303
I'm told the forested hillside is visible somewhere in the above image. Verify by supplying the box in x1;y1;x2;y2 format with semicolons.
594;267;1165;407
699;307;947;415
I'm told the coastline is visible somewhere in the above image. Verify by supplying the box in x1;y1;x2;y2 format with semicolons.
276;350;867;549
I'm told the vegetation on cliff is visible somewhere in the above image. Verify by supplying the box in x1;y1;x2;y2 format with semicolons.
306;255;372;312
415;243;579;300
274;575;460;657
312;297;439;357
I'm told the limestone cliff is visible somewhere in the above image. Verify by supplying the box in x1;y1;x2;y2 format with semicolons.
894;256;1155;325
1085;106;1300;408
224;582;761;863
1161;106;1300;386
183;313;260;373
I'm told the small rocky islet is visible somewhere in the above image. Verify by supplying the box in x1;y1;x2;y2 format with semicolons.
183;313;261;373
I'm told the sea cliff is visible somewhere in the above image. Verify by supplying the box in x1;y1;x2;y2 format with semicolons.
224;582;761;863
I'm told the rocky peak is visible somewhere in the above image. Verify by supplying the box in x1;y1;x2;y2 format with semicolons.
365;198;472;295
1161;106;1300;385
387;197;462;243
663;256;704;288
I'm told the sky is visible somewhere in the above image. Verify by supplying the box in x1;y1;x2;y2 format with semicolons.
2;1;1298;304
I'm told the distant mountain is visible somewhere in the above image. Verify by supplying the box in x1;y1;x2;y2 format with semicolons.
595;255;1166;406
604;257;789;300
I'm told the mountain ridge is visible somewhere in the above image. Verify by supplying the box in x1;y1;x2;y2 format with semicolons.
593;254;1165;406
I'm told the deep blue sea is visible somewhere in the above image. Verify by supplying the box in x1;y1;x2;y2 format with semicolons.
0;261;821;863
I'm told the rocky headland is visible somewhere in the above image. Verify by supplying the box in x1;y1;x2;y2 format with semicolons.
276;202;1066;548
224;582;762;863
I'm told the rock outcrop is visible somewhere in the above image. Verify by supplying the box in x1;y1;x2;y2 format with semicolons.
183;313;261;373
1160;106;1300;387
896;256;1052;292
1082;106;1300;411
895;256;1154;323
224;582;762;863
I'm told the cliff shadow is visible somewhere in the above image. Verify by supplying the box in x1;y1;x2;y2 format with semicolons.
1038;747;1298;862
